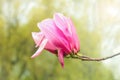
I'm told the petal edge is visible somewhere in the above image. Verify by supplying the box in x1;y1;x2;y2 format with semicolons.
58;49;64;68
31;39;48;58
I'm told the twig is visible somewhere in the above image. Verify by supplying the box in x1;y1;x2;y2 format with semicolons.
70;53;120;61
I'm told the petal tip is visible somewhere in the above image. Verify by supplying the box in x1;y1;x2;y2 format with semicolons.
58;49;64;68
61;62;64;68
37;23;40;27
31;54;37;58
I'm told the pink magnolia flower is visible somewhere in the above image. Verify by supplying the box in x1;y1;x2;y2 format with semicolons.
31;13;80;68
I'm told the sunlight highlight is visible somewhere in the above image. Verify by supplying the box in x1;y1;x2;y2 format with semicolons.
106;6;119;17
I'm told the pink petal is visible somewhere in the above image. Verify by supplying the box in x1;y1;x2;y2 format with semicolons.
68;18;80;51
31;39;48;58
54;13;80;52
58;49;64;68
37;19;71;53
53;13;67;31
54;13;74;49
32;32;44;47
45;41;56;54
54;13;72;35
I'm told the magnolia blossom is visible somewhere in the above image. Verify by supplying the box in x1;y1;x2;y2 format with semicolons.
31;13;80;68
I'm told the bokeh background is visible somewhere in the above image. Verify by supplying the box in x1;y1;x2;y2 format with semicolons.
0;0;120;80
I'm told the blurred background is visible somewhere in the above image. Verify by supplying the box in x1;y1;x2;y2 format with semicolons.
0;0;120;80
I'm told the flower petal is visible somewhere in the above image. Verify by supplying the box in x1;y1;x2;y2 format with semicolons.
53;13;70;31
67;18;80;51
32;32;44;47
54;13;80;52
45;41;56;54
58;49;64;68
31;39;48;58
54;13;73;35
38;19;71;53
54;13;74;49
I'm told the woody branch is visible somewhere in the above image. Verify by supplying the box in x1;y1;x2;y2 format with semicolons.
68;52;120;61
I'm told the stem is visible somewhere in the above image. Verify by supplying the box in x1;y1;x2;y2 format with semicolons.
71;52;120;61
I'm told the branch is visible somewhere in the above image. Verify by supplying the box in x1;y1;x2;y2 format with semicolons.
69;52;120;61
